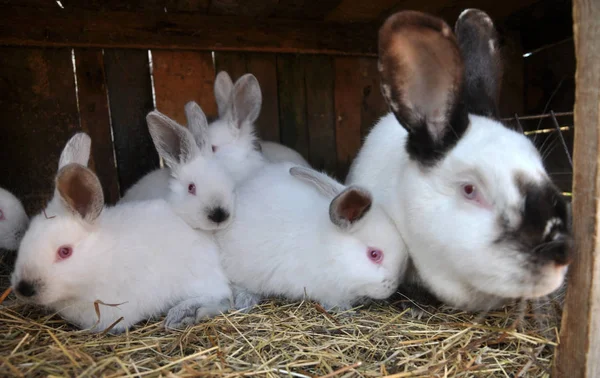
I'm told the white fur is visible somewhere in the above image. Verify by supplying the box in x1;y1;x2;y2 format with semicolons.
0;187;29;251
347;113;567;310
259;140;310;167
12;199;232;333
216;162;408;310
119;111;235;231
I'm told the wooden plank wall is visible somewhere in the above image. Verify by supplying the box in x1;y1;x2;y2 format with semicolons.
0;48;389;216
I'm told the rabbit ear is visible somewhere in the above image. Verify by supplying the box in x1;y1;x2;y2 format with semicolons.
146;111;200;168
329;186;373;230
378;11;468;166
58;132;91;169
455;9;502;118
289;166;345;199
230;74;262;130
184;101;210;152
56;163;104;222
215;71;234;117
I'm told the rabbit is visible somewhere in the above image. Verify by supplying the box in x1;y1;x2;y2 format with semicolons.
208;71;310;183
215;162;408;311
11;134;232;333
0;187;29;251
119;107;235;231
346;9;573;312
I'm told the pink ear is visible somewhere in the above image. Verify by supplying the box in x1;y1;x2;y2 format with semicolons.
329;187;373;229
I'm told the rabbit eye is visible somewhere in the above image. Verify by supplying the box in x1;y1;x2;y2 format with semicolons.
188;183;196;195
367;248;384;264
462;184;477;200
212;145;217;153
57;245;72;260
0;209;4;221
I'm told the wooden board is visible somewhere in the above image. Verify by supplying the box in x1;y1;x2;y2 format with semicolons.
277;55;309;160
0;47;80;215
553;0;600;376
333;57;388;181
304;55;337;174
151;50;217;125
246;54;280;142
214;52;248;82
73;48;120;205
103;49;158;196
208;0;278;17
274;0;342;20
0;6;378;56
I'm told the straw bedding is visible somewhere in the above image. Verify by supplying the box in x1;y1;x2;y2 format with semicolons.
0;255;562;378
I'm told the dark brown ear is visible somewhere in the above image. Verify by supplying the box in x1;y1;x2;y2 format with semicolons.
56;164;104;222
455;9;503;118
378;10;468;166
329;186;372;230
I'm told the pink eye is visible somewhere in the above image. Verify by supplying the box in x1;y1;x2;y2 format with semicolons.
0;209;4;221
367;248;384;264
57;245;72;260
462;184;477;200
188;183;196;195
212;145;217;153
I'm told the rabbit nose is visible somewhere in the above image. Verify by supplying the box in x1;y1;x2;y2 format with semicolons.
539;233;572;266
16;280;36;297
208;207;229;224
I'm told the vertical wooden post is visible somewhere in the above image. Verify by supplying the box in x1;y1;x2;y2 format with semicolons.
553;0;600;377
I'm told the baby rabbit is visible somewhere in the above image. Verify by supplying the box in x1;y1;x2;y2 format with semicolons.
11;133;232;333
0;187;28;251
216;162;408;311
211;71;310;169
120;108;235;231
347;9;572;311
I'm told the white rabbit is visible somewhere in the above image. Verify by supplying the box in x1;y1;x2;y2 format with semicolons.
208;71;310;183
0;187;29;251
119;107;235;231
216;162;408;311
346;9;572;311
11;134;232;333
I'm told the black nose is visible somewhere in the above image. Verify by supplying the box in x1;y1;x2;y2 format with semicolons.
16;280;36;297
536;234;573;266
208;207;229;224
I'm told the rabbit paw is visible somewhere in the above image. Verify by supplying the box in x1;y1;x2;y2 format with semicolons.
165;297;230;330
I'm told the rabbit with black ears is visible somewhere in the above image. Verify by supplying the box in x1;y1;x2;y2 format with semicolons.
11;133;232;333
216;162;408;311
347;9;572;311
120;108;235;230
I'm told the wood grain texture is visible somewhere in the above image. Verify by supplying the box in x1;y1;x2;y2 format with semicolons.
0;47;80;215
214;52;248;82
209;0;278;17
553;0;600;376
333;57;388;180
304;55;336;174
0;6;378;56
103;49;158;196
274;0;342;20
74;48;120;204
246;54;280;142
151;50;217;125
277;55;309;160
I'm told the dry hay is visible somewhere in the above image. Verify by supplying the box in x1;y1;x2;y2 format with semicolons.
0;284;563;378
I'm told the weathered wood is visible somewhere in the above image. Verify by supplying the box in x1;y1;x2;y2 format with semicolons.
553;0;600;376
58;0;168;11
304;55;336;173
103;49;158;196
214;52;248;82
0;47;80;215
246;53;280;142
0;6;378;56
151;50;217;125
73;48;120;204
326;0;397;22
277;55;309;160
165;0;209;13
275;0;342;20
357;58;388;139
209;0;278;17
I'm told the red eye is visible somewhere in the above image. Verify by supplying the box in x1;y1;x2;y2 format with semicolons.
57;245;72;260
188;183;196;195
212;145;217;153
462;184;477;200
0;209;4;221
367;248;384;264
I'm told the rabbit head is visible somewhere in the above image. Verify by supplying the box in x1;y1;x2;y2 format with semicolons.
147;109;235;230
0;187;29;251
12;163;104;306
377;10;572;310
